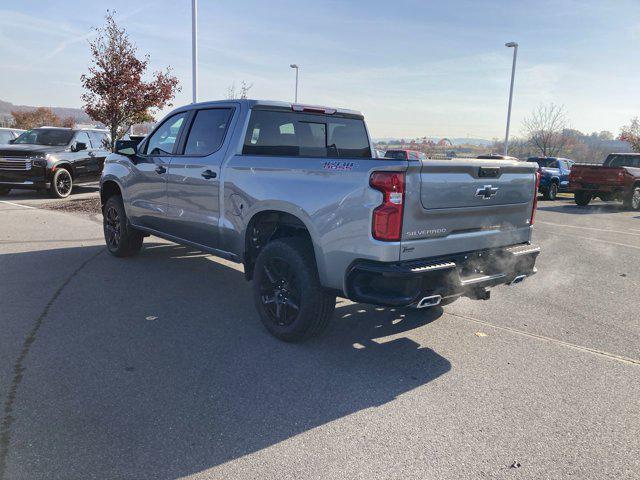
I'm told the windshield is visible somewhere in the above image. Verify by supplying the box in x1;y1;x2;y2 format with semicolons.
13;129;74;146
528;158;558;168
604;154;640;168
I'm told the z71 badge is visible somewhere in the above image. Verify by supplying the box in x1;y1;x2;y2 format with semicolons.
323;161;357;171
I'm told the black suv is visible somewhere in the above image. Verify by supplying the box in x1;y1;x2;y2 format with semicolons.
0;127;110;198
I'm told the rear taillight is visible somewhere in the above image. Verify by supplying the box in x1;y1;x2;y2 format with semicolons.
370;172;405;241
530;171;541;225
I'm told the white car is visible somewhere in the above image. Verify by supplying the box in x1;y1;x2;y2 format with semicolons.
0;127;25;145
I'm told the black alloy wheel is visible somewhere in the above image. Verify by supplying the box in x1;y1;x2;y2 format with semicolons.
104;204;121;250
259;256;301;327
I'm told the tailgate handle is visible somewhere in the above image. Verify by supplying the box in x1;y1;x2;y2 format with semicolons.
479;167;500;178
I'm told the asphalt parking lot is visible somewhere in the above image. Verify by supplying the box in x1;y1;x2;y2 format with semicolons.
1;190;639;479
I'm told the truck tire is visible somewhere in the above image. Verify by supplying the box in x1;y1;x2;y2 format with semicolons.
574;191;592;206
103;194;144;257
253;237;336;342
48;168;73;198
0;187;11;196
542;182;558;201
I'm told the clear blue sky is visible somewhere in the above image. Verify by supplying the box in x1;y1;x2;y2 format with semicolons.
1;0;638;139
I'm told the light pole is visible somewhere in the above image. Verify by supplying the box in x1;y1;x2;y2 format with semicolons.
290;64;299;103
504;42;518;156
191;0;198;103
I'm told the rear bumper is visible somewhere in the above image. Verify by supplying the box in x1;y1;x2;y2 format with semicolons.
345;243;540;307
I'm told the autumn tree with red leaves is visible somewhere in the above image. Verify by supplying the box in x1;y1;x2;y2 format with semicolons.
10;107;78;130
81;12;180;151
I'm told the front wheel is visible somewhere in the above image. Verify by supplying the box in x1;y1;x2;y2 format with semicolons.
48;168;73;198
574;190;592;206
253;237;336;342
628;187;640;211
103;195;144;257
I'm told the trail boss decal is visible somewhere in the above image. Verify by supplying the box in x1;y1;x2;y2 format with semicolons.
323;161;357;171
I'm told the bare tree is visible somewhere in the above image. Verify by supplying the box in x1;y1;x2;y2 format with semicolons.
521;103;568;157
619;116;640;152
225;80;253;100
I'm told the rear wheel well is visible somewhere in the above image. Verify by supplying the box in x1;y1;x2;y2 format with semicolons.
100;181;122;208
244;211;314;280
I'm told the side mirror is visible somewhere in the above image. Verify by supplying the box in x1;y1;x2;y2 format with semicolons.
115;139;139;156
8;139;15;144
73;142;87;152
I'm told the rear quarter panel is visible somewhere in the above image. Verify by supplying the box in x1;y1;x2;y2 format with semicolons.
219;155;408;291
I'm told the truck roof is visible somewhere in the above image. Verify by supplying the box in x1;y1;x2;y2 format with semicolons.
178;99;364;118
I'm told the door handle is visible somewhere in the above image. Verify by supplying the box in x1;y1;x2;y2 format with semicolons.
155;165;167;174
201;169;217;179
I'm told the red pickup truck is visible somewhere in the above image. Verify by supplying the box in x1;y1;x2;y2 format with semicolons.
569;153;640;209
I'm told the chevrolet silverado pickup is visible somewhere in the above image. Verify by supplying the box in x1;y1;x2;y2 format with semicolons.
100;99;540;341
569;153;640;209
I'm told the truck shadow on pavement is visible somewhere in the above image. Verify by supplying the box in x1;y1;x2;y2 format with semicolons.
2;243;451;480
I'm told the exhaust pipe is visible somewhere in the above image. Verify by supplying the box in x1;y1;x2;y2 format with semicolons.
416;295;442;308
509;274;527;286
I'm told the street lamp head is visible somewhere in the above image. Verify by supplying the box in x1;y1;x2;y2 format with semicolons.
505;42;518;48
290;64;298;69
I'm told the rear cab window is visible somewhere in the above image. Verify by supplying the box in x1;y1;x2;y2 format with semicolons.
242;109;371;158
604;154;640;168
384;150;408;160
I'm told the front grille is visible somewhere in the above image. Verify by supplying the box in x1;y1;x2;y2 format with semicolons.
0;158;32;171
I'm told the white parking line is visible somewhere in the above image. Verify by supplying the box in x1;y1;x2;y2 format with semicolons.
447;311;640;366
549;231;640;251
538;220;640;237
0;200;36;209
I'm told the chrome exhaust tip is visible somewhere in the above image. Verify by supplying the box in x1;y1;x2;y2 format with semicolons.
416;295;442;308
509;274;527;286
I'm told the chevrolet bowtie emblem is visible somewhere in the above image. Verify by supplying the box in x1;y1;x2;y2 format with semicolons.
476;185;499;199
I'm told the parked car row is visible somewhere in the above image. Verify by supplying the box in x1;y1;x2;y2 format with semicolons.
0;127;110;198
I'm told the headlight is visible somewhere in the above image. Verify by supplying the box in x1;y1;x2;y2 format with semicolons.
32;154;51;167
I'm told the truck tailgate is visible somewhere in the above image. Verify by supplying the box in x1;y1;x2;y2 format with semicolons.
570;165;624;186
400;158;537;262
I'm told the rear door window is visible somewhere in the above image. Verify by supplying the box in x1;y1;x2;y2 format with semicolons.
183;108;233;155
242;110;370;158
89;132;108;149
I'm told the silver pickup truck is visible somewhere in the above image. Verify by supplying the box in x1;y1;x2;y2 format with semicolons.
101;99;540;341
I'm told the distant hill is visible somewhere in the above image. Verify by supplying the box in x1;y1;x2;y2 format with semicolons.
0;99;91;124
373;136;493;147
